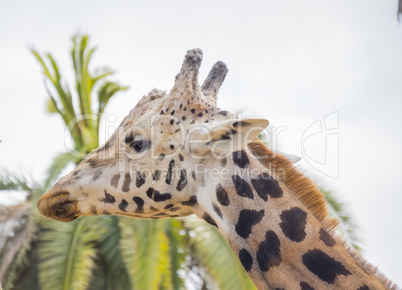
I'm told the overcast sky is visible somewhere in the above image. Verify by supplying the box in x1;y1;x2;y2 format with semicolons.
1;0;401;285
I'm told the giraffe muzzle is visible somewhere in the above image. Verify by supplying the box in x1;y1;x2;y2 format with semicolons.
37;190;80;222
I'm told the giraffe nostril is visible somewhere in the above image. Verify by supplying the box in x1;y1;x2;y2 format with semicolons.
37;190;78;222
51;200;79;222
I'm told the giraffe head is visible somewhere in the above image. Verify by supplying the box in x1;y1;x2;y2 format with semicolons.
37;48;268;222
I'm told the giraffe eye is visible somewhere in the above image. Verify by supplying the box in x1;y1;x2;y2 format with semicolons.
124;133;150;153
131;140;149;153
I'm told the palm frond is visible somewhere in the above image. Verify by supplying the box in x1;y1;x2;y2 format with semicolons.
72;35;93;119
0;205;36;290
31;49;52;79
87;216;132;290
184;216;256;290
162;219;186;289
0;171;43;217
43;152;78;190
46;54;75;119
97;81;128;125
9;247;40;290
38;217;105;290
0;172;33;192
46;95;62;114
80;46;95;118
92;70;114;85
31;49;81;147
120;219;170;290
31;49;75;122
321;189;363;252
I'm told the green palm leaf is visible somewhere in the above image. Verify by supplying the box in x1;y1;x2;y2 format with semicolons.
32;48;81;147
9;248;40;290
321;189;362;252
120;219;170;289
87;216;132;290
38;217;105;290
0;172;33;192
184;216;256;290
43;152;78;190
92;70;114;85
97;81;128;127
31;50;76;123
161;219;186;290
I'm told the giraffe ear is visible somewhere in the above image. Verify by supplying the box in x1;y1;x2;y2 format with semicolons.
200;119;269;155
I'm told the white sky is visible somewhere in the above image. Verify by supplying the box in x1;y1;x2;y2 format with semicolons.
1;0;401;285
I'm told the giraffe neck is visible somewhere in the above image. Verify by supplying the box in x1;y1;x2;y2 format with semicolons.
193;147;388;289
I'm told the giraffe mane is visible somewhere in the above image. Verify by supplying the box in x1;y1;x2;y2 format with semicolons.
248;139;397;289
248;139;337;228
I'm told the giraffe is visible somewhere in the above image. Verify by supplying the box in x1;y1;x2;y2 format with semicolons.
37;49;397;290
